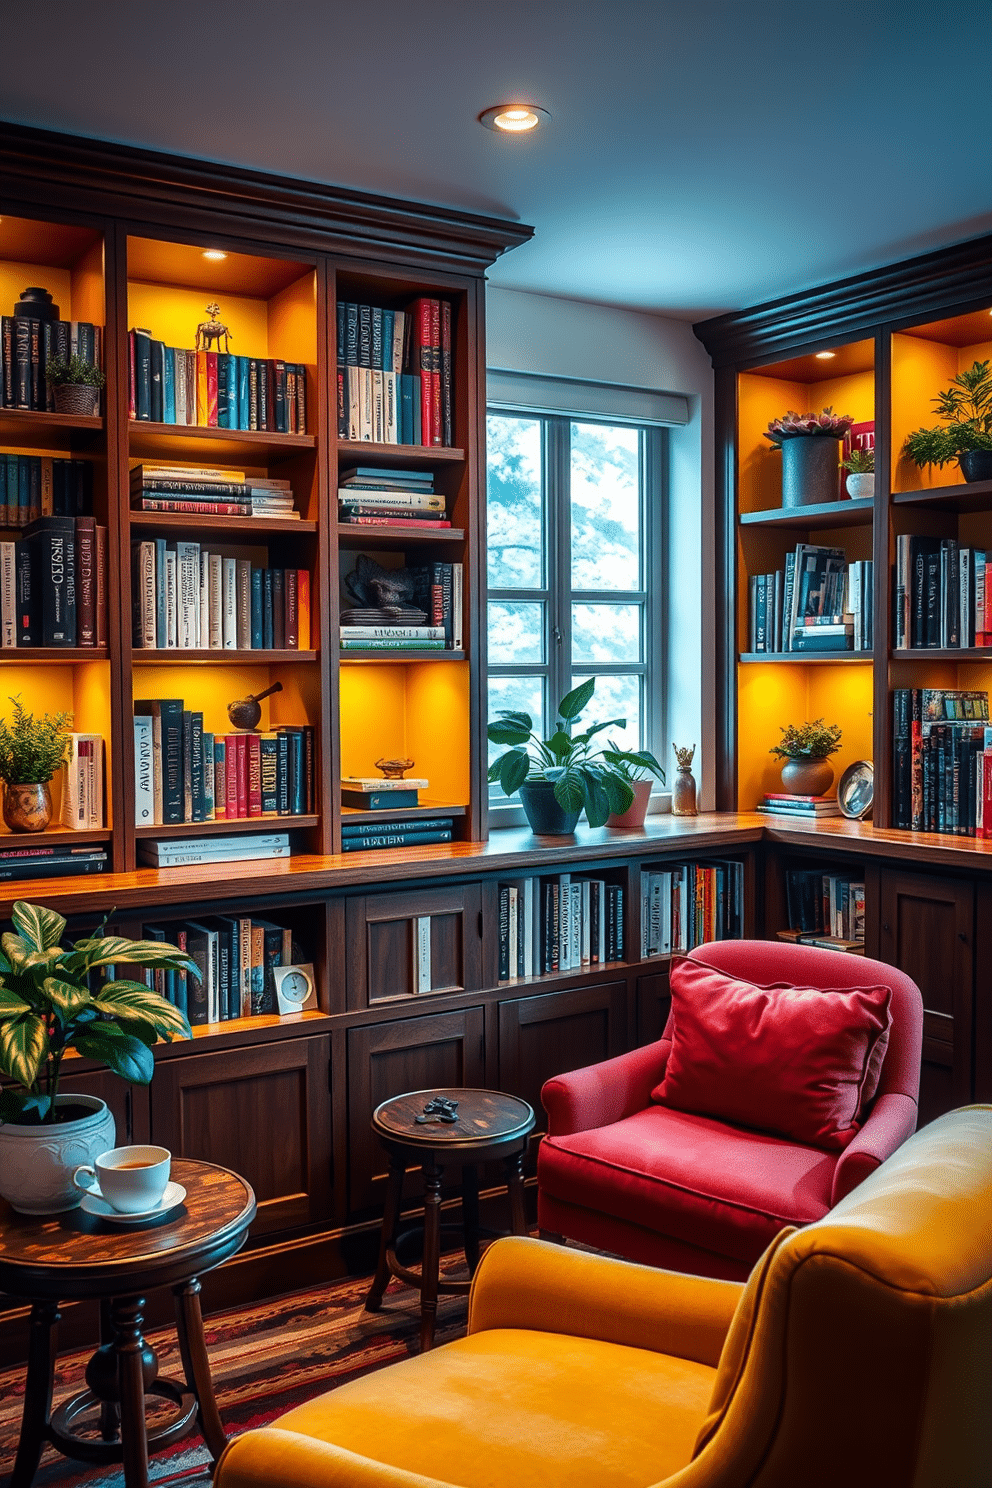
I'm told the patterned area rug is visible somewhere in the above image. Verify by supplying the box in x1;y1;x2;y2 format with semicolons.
0;1271;470;1488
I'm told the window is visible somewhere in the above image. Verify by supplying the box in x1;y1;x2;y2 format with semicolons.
486;410;665;806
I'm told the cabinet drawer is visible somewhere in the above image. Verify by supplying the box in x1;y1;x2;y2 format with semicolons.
345;884;484;1008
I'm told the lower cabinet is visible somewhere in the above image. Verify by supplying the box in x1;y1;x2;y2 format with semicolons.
151;1034;332;1237
636;971;671;1046
877;869;974;1126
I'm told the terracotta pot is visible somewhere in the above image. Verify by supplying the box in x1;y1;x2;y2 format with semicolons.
672;768;698;816
606;778;652;829
518;780;580;836
53;383;100;416
781;757;835;797
2;781;53;832
0;1094;116;1214
780;435;842;507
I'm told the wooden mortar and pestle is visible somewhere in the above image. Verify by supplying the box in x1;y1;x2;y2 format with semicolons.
227;682;283;731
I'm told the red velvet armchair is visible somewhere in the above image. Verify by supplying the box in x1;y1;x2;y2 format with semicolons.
538;940;924;1281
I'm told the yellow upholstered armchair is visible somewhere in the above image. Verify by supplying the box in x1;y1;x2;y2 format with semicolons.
216;1105;992;1488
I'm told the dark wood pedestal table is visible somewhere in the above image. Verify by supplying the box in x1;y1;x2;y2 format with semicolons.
0;1159;256;1488
364;1088;535;1351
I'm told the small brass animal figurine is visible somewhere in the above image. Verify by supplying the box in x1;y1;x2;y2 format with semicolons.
375;757;415;779
196;302;233;353
227;682;283;732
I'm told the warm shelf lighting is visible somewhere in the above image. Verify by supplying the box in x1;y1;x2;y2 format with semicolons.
479;104;550;133
203;249;227;261
815;351;836;360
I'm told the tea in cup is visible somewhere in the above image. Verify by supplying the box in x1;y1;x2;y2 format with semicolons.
74;1145;171;1213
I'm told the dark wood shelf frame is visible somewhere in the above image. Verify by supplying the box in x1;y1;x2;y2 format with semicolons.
739;497;874;529
739;651;873;665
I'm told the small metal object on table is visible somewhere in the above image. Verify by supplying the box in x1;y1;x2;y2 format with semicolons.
0;1159;256;1488
364;1088;535;1351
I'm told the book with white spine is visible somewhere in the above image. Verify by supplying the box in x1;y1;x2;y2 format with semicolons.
133;716;154;825
0;542;16;647
176;541;200;649
208;552;223;648
199;550;211;648
222;557;238;649
163;547;178;648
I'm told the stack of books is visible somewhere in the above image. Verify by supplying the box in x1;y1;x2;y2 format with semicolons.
131;538;310;651
341;816;454;852
894;535;992;649
748;545;873;653
339;561;463;652
1;314;102;412
142;911;300;1023
754;793;842;819
778;867;865;951
137;830;291;871
0;841;107;883
336;297;452;446
340;775;427;809
134;702;314;826
337;467;448;528
640;860;744;958
127;332;307;432
131;465;298;520
0;454;94;525
892;687;991;834
61;733;105;829
2;515;108;648
496;873;625;980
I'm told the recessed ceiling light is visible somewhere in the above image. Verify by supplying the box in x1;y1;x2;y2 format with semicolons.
479;104;550;134
203;249;227;261
815;351;836;360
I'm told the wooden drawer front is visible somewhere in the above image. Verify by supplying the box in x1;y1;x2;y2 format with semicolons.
151;1036;332;1237
347;1007;486;1212
498;981;627;1149
346;885;484;1008
878;869;973;1123
637;971;671;1046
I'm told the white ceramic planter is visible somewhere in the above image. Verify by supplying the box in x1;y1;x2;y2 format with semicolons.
0;1094;116;1214
846;472;874;499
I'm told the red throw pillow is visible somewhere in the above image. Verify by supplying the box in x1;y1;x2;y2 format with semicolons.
653;957;892;1150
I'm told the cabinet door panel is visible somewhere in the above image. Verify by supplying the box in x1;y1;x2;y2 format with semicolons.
346;885;484;1008
878;870;973;1124
151;1036;332;1237
637;971;671;1046
347;1007;485;1212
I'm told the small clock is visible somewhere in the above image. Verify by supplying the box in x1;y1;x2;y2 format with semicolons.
273;963;317;1015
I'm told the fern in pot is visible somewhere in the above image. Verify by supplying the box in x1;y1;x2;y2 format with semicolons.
0;901;195;1214
0;697;71;833
904;360;992;484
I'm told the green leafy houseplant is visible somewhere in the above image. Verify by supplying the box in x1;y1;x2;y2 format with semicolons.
904;360;992;468
0;901;196;1126
488;678;655;828
44;353;106;390
0;697;71;786
842;448;875;474
769;719;843;761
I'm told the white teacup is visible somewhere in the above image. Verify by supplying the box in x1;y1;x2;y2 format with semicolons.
74;1145;171;1214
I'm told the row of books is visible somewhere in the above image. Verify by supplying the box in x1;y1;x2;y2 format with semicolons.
1;516;107;647
341;816;454;852
132;543;310;652
747;549;873;653
335;297;452;446
640;860;744;958
142;912;301;1023
497;874;625;980
341;563;463;650
1;316;102;412
138;830;293;868
130;464;299;521
133;702;314;827
337;466;449;529
892;688;991;834
128;331;307;432
893;536;992;650
60;733;105;829
0;455;94;526
783;869;865;942
754;792;842;819
0;840;107;883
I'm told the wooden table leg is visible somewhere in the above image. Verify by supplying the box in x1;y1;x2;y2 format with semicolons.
506;1148;528;1236
173;1278;227;1462
462;1163;481;1274
365;1155;405;1312
9;1299;60;1488
111;1296;151;1488
420;1161;443;1352
95;1300;121;1442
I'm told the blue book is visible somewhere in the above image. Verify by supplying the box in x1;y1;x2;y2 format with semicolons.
399;376;413;445
411;376;422;445
154;538;167;648
18;458;29;521
250;567;263;648
237;356;250;430
143;925;175;1008
263;568;274;649
381;309;394;371
217;354;231;429
163;347;176;424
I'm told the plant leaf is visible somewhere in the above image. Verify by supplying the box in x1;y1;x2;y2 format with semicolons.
556;677;595;722
0;949;12;975
0;935;60;975
486;719;531;746
578;769;612;827
553;768;585;813
0;1013;47;1088
0;987;31;1017
0;1087;49;1123
497;749;531;796
73;1029;155;1084
12;901;66;953
601;772;635;815
63;936;200;977
90;982;192;1039
572;717;627;744
41;976;91;1020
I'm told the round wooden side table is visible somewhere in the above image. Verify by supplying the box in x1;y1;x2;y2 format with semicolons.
363;1087;535;1351
0;1158;256;1488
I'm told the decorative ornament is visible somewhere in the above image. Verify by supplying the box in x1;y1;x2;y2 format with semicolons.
672;743;698;817
375;757;416;779
227;681;283;731
195;303;233;353
416;1096;459;1125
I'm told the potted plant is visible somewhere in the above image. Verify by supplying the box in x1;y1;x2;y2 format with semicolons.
44;352;105;416
842;446;875;499
0;697;71;832
770;718;843;797
602;743;666;828
0;900;195;1214
764;407;854;508
488;678;646;835
904;360;992;484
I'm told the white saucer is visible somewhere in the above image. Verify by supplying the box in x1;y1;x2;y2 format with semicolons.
79;1181;187;1225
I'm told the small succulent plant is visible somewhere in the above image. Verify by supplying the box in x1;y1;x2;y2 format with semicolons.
842;447;875;474
764;407;854;446
770;719;843;761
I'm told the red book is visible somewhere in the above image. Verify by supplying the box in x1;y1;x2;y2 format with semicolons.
411;297;433;446
340;515;452;528
297;570;310;651
246;733;262;817
225;735;240;819
206;352;219;427
128;330;136;420
441;299;452;446
235;732;248;818
284;567;299;649
430;299;442;446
